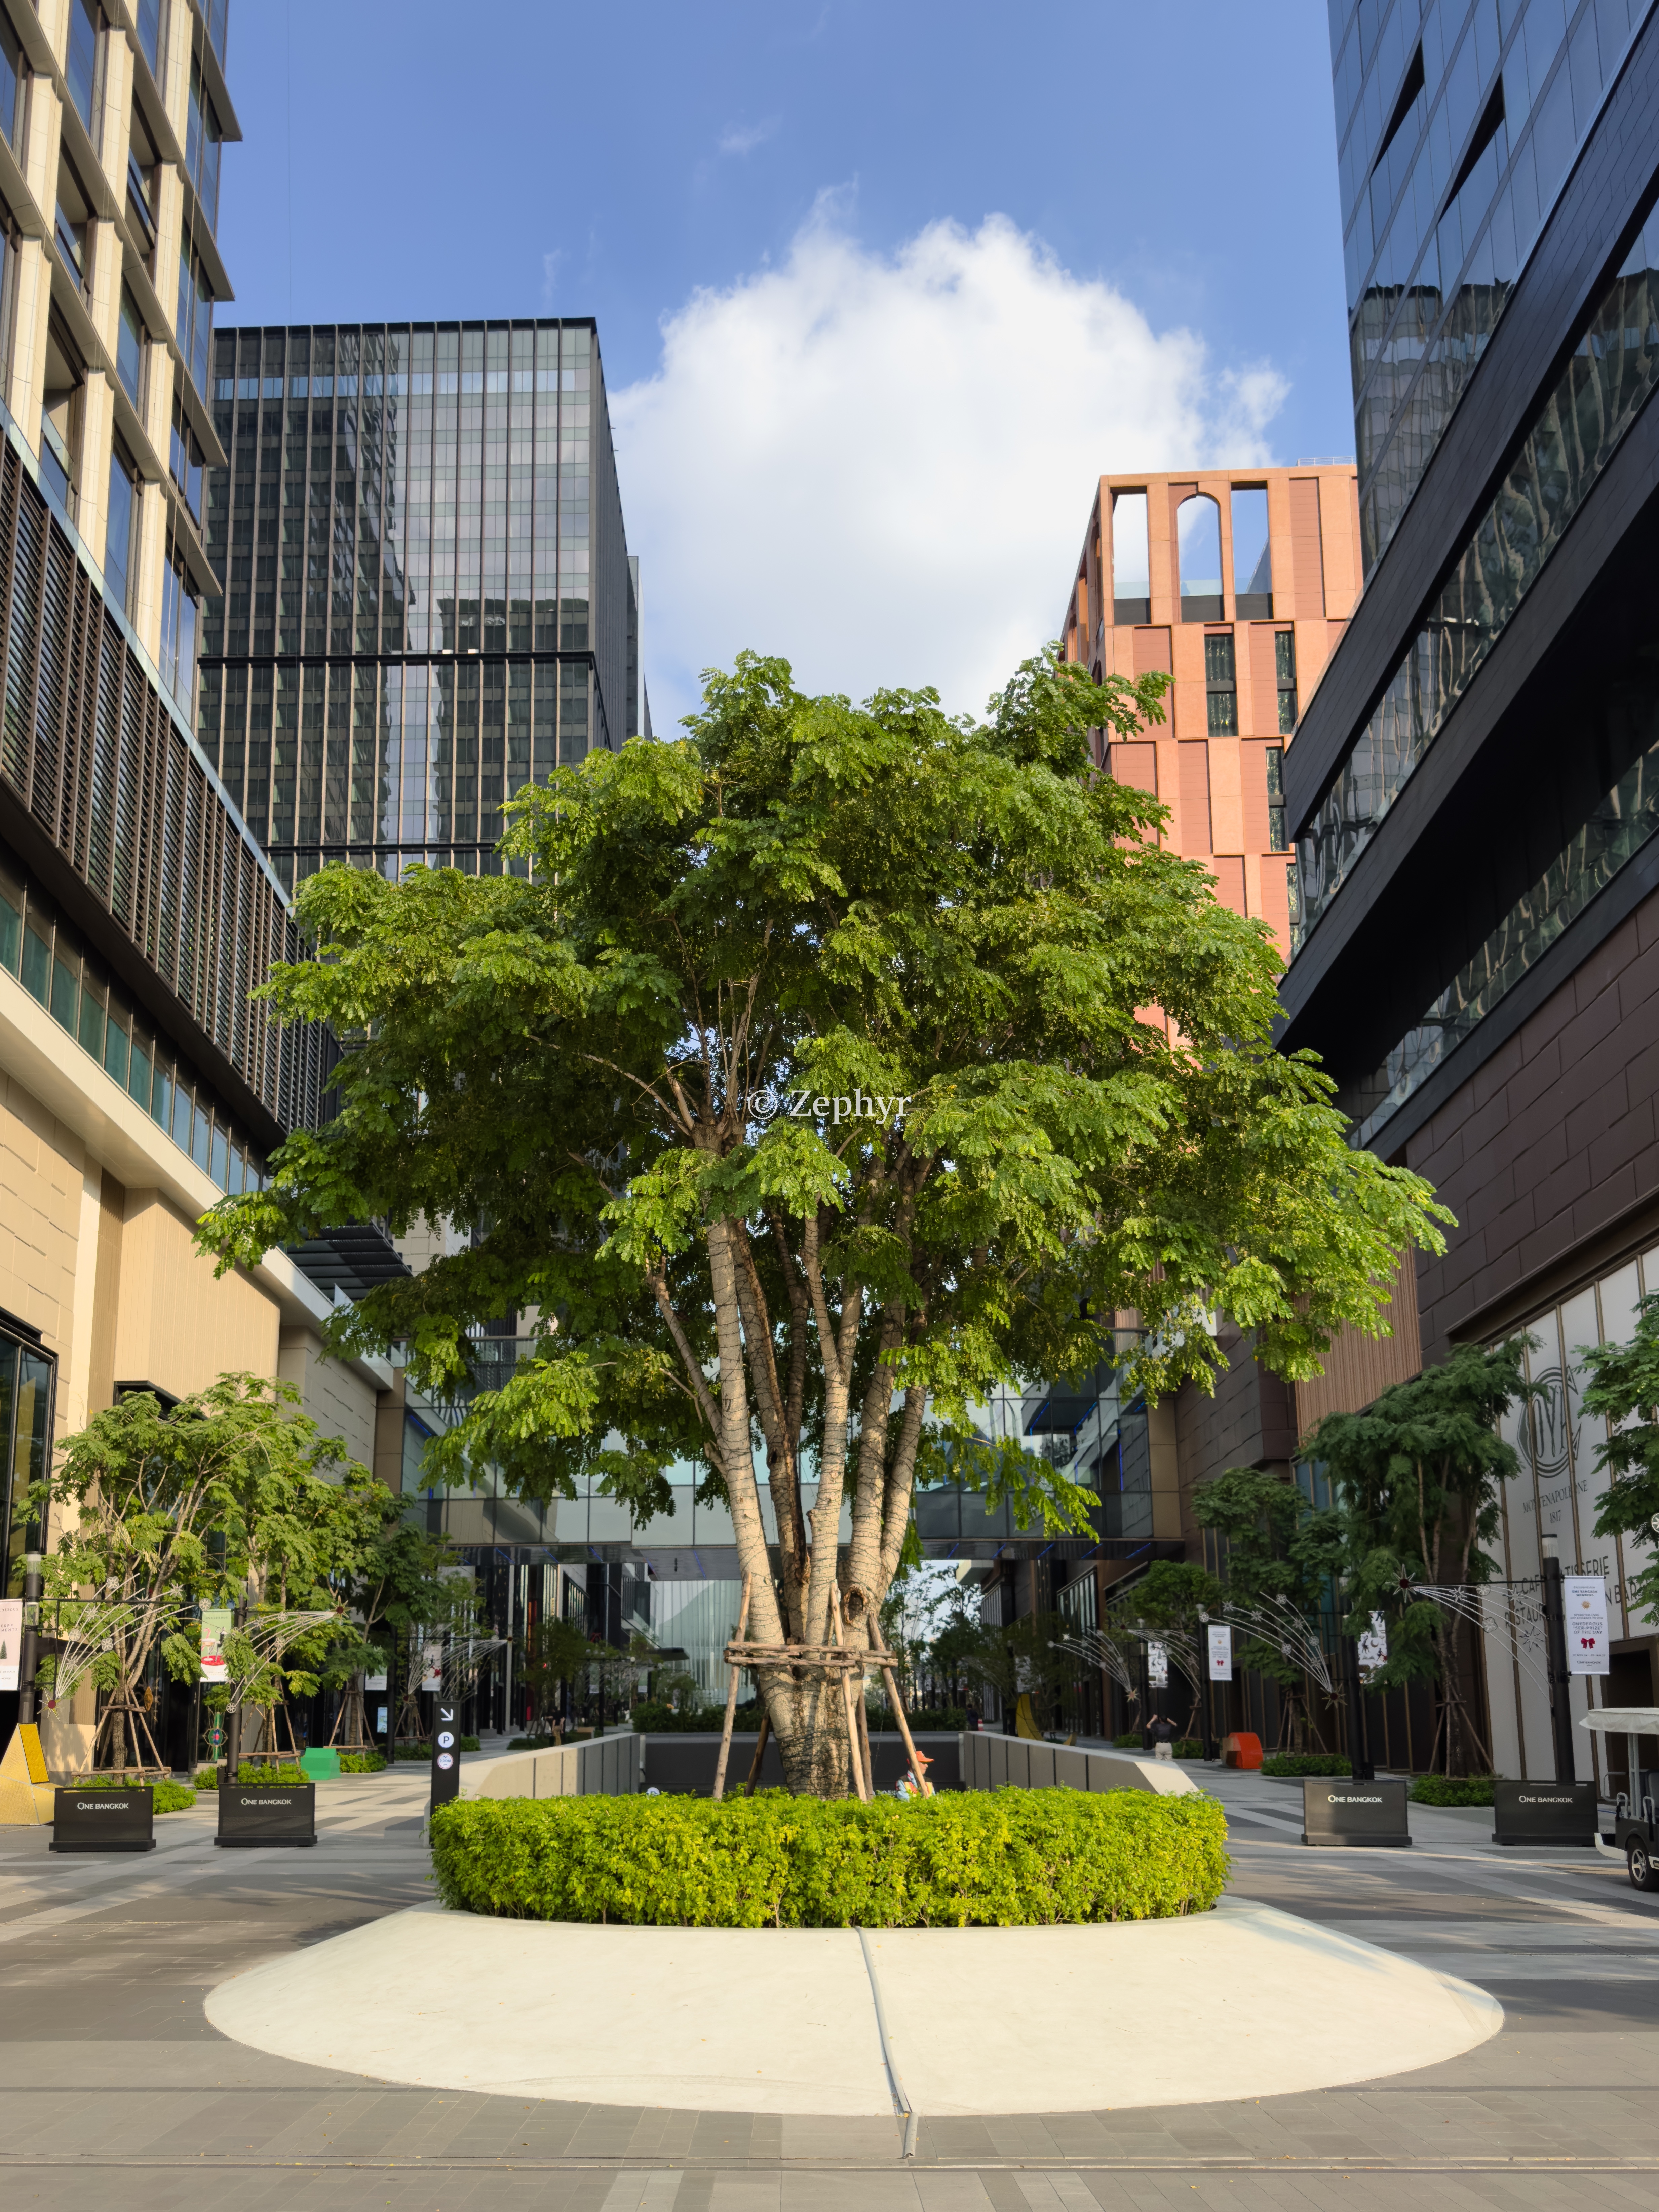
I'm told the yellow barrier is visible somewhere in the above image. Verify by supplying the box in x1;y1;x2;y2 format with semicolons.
0;1723;56;1824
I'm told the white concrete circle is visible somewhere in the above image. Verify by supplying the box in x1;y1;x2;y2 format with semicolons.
204;1898;1501;2116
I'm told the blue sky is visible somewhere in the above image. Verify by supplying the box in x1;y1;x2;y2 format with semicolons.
218;1;1352;724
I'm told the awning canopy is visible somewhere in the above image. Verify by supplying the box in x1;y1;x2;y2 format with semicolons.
1580;1707;1659;1733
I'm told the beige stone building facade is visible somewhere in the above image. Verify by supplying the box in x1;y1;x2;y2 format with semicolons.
0;5;408;1766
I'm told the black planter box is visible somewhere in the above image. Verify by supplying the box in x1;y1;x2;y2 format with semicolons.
52;1787;155;1852
1302;1777;1412;1847
1492;1778;1597;1847
216;1782;316;1847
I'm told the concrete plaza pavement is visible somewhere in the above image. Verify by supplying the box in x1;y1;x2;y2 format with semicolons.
1;1755;1657;2211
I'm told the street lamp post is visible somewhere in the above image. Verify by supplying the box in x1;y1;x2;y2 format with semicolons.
1197;1608;1216;1763
1540;1535;1578;1784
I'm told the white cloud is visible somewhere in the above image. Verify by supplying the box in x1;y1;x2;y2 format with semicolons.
717;119;779;156
612;200;1289;734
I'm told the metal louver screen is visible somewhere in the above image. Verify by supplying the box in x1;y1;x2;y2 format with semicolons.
0;435;331;1136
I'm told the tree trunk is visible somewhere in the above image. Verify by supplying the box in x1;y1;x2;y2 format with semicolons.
759;1672;853;1797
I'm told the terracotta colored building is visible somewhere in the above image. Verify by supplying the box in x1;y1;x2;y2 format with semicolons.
1060;466;1361;958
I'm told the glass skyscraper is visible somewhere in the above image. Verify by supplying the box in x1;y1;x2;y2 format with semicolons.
196;318;640;889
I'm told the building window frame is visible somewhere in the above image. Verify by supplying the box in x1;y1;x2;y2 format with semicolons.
1204;629;1237;736
1275;629;1297;735
105;439;137;614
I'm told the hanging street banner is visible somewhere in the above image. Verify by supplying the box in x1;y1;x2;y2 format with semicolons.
1206;1624;1233;1680
0;1597;20;1691
421;1642;444;1692
1147;1640;1168;1688
200;1608;233;1687
1564;1575;1610;1674
1357;1612;1389;1679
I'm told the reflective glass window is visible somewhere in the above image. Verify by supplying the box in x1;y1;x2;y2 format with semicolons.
21;923;48;1001
66;0;98;133
0;13;21;151
105;451;134;613
116;285;143;406
1298;199;1659;946
136;0;163;78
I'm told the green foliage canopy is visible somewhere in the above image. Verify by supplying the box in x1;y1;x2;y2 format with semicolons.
196;646;1448;1792
1578;1290;1659;1624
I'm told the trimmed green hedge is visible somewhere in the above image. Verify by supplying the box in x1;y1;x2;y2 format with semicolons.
339;1751;386;1773
1410;1773;1497;1806
1260;1752;1353;1777
76;1777;196;1813
429;1787;1229;1928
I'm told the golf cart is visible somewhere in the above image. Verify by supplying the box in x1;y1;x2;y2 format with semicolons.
1582;1706;1659;1891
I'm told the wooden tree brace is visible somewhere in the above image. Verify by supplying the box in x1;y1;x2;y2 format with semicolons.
711;1573;753;1802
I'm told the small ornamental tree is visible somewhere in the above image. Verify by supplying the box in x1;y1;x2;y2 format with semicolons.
1121;1559;1226;1735
1575;1291;1659;1623
28;1373;382;1770
1313;1340;1533;1776
1191;1467;1345;1750
516;1616;592;1740
197;648;1448;1796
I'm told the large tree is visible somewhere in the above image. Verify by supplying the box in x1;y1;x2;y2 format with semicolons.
198;648;1446;1795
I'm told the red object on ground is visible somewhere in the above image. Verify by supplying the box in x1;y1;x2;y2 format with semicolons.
1223;1732;1263;1770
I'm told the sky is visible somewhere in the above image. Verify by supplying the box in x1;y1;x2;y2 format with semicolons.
216;1;1352;731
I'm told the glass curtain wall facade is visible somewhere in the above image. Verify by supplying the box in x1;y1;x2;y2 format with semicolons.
198;320;640;889
1338;0;1654;573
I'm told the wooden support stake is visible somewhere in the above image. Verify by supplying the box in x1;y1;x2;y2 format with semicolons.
833;1592;869;1802
743;1709;771;1795
878;1652;926;1795
712;1573;753;1802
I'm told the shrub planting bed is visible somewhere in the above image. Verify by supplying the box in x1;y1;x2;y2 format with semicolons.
1259;1752;1353;1778
430;1787;1229;1928
1410;1773;1497;1806
77;1777;196;1813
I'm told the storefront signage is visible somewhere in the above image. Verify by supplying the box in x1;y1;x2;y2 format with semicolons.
1301;1777;1411;1848
364;1670;388;1692
0;1597;21;1692
1206;1624;1232;1680
1564;1576;1610;1674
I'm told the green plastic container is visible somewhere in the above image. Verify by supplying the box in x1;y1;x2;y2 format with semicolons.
298;1747;341;1781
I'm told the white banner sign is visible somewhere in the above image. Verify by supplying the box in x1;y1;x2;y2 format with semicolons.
421;1641;444;1692
0;1597;20;1692
1565;1575;1610;1675
1147;1640;1168;1689
1357;1612;1389;1677
364;1671;388;1692
200;1607;233;1687
1206;1624;1233;1681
